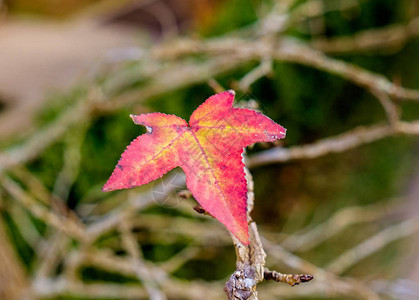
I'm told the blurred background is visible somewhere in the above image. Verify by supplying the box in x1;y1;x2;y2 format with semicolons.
1;0;419;299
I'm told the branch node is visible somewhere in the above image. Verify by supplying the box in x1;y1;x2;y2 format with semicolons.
225;265;257;300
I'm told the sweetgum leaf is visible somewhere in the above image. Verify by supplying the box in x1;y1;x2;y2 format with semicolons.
103;90;286;244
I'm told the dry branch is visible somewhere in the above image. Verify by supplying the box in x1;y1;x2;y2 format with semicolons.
225;168;313;299
1;175;87;241
0;2;418;299
247;121;419;167
280;201;398;252
0;214;32;300
120;220;167;300
86;171;185;240
274;39;419;101
327;217;419;275
1;9;419;175
311;16;419;54
262;238;381;300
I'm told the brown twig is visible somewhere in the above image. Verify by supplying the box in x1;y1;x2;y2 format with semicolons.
264;268;313;287
262;238;381;299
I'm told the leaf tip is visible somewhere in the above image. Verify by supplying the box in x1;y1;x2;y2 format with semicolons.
102;178;120;192
102;184;111;192
129;114;138;123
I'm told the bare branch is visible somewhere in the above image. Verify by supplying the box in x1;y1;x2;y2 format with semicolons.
247;123;390;167
53;122;89;201
0;100;90;173
327;217;419;275
311;16;419;54
120;220;167;300
1;176;87;241
273;39;419;101
157;246;201;273
247;121;419;168
0;213;32;299
262;238;381;300
280;201;398;252
1;3;418;299
86;171;185;240
33;233;69;281
371;89;400;127
237;57;272;91
1;27;419;176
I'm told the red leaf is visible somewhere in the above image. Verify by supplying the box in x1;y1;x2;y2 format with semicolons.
103;90;286;244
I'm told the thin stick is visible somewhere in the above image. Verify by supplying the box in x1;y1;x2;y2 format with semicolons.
120;220;167;300
264;268;313;287
327;217;419;275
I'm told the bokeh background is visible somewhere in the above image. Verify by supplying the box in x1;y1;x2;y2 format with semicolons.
1;0;419;299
